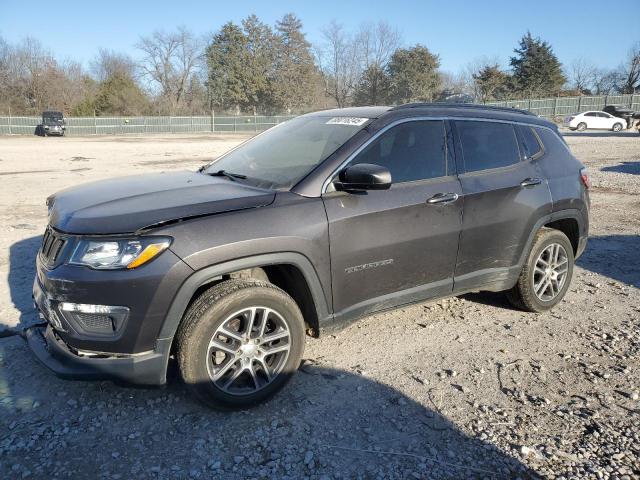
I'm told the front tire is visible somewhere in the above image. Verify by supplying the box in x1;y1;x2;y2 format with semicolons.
612;123;623;132
576;122;587;132
176;279;305;409
507;228;574;312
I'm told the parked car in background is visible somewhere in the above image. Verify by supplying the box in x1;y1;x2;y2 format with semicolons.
40;111;66;136
564;111;626;132
603;105;636;129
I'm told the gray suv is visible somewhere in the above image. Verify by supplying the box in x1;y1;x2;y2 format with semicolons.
27;104;589;409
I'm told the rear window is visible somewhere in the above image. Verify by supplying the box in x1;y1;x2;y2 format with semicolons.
456;121;520;172
519;126;543;159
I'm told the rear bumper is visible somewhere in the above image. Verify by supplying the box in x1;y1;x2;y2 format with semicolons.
25;324;171;385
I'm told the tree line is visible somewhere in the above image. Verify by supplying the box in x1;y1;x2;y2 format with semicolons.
1;14;638;116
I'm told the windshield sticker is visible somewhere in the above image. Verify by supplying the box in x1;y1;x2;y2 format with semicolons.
326;117;368;126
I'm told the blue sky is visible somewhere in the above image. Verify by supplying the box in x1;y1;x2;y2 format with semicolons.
1;0;638;73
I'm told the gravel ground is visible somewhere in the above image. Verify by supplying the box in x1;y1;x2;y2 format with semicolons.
0;130;638;479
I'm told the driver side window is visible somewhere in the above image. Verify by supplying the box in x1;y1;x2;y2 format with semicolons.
350;120;449;183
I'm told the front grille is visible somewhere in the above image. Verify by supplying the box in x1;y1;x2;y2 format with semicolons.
40;227;67;267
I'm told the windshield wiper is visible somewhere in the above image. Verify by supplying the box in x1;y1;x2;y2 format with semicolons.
205;169;248;181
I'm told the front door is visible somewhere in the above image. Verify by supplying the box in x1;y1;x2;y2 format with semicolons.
322;120;463;322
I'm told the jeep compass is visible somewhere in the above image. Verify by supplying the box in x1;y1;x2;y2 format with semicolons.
27;104;589;409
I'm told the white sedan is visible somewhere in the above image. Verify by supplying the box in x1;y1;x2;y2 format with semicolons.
564;111;626;132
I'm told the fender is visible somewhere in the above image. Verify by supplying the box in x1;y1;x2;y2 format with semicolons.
516;208;588;267
157;252;331;340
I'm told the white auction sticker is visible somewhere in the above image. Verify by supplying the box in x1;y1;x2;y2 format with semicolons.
326;117;369;126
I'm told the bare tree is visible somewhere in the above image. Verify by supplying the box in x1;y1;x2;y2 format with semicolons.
317;21;360;108
137;26;204;113
569;58;596;93
91;48;137;82
439;71;467;94
592;68;619;95
355;21;401;71
11;37;57;112
617;42;640;94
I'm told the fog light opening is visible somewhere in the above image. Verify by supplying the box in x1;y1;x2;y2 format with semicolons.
58;303;129;336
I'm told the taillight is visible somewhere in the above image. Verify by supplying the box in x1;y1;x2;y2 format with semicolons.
580;168;590;189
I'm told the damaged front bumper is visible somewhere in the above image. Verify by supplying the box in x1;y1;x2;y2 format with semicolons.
28;269;170;385
24;323;171;385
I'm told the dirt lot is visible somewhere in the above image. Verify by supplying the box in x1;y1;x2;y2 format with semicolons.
0;131;638;479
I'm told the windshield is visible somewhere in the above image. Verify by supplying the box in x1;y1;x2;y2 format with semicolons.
204;115;368;190
43;114;63;124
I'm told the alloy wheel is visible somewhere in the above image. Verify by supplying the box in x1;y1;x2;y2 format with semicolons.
533;243;569;302
206;307;291;396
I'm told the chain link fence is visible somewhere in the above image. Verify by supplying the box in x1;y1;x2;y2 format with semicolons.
0;114;296;136
485;93;640;118
1;94;639;135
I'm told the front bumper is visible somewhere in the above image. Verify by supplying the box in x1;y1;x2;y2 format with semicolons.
32;245;191;353
25;324;171;385
44;126;65;135
28;235;193;385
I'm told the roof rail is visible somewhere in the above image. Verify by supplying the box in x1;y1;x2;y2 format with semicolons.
391;102;536;116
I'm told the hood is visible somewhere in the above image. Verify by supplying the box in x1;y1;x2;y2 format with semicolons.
48;171;276;234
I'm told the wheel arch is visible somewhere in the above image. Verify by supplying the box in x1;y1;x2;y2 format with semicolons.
544;217;580;255
517;209;587;268
158;252;331;342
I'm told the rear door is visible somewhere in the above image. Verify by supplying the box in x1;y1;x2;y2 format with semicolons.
323;120;463;321
452;120;552;292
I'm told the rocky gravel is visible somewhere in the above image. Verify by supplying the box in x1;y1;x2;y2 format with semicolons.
0;131;639;479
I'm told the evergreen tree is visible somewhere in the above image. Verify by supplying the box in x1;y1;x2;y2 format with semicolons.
387;45;440;104
473;64;512;101
241;14;276;113
206;22;250;112
510;32;566;97
92;72;150;115
353;65;390;105
272;13;318;113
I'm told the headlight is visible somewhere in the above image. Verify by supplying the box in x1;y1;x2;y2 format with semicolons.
69;237;171;270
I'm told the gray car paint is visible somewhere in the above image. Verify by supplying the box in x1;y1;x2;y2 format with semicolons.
29;104;589;385
451;123;554;291
158;192;333;314
48;171;275;234
324;175;463;319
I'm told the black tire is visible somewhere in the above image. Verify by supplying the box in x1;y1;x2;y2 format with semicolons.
176;279;305;409
506;228;574;313
612;122;623;132
576;122;587;132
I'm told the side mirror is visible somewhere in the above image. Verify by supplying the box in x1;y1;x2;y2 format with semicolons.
335;163;392;192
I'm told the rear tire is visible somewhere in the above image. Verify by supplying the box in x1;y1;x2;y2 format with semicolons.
576;122;587;132
506;228;574;312
176;279;305;410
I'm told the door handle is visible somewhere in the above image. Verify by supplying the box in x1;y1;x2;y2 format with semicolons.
427;192;459;205
520;177;542;187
